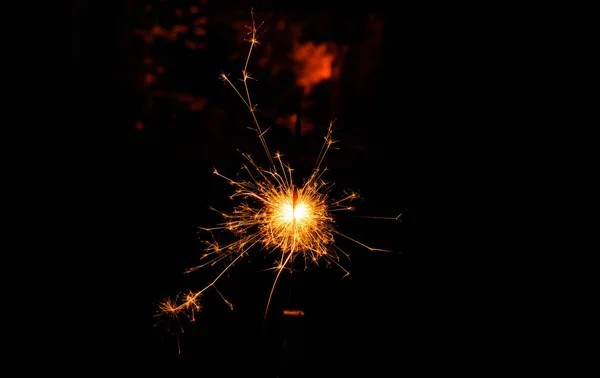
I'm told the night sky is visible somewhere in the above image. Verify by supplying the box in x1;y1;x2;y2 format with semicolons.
71;1;513;375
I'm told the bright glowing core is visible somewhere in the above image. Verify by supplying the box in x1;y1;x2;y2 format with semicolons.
282;202;308;223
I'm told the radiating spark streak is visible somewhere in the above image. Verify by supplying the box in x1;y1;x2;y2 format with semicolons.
159;252;246;317
314;121;335;172
344;213;403;221
326;253;352;278
244;10;263;75
265;251;295;321
276;153;290;187
221;10;273;168
332;243;351;260
213;285;234;311
158;12;397;323
333;230;392;252
330;193;358;207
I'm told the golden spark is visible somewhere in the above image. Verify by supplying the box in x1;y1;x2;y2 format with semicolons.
158;11;399;322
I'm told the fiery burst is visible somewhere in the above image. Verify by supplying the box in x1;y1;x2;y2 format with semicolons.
158;12;397;322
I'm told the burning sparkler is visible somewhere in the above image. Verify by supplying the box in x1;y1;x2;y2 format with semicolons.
158;11;399;322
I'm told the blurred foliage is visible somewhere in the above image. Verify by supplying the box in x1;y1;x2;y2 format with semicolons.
128;3;385;160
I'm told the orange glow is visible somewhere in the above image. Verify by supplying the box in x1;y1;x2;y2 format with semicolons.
276;19;286;31
276;114;315;136
151;90;207;112
185;40;197;50
194;17;208;25
136;23;194;44
172;25;188;34
283;309;305;317
194;27;207;36
143;72;156;86
150;25;169;39
292;41;337;96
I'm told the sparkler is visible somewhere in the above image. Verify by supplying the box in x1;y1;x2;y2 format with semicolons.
158;11;399;323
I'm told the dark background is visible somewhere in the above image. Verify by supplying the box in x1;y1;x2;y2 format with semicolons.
71;1;506;375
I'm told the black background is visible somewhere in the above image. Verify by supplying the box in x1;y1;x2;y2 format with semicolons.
71;1;514;375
